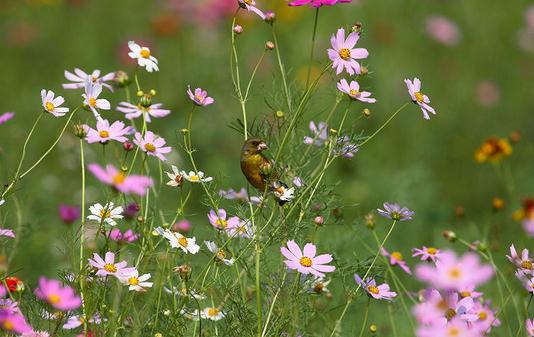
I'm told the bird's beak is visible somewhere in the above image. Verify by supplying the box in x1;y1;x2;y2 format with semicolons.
257;142;268;151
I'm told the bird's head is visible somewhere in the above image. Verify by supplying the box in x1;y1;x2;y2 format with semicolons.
242;138;268;155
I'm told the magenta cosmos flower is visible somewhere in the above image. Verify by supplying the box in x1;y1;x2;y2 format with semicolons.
416;317;480;337
405;78;436;120
377;202;414;221
187;86;214;107
88;252;134;277
34;277;81;311
281;240;335;277
426;16;461;47
208;209;241;231
88;163;153;196
117;102;170;122
0;112;14;125
337;79;376;103
58;204;80;225
412;246;442;262
0;228;15;238
354;274;396;301
85;119;130;144
415;250;493;291
527;319;534;336
108;228;139;243
63;68;114;91
0;310;32;334
289;0;351;7
41;90;69;117
327;28;368;75
381;248;411;274
134;131;172;161
237;0;265;19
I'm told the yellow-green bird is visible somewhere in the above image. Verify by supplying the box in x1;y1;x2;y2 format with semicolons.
240;138;272;192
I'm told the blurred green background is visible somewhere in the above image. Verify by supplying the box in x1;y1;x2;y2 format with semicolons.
1;0;534;334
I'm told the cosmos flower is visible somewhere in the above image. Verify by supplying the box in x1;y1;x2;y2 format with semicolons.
226;220;255;239
272;181;295;202
0;228;15;238
334;135;359;158
474;138;512;163
289;0;352;7
416;317;481;337
527;319;534;336
63;314;101;329
134;131;172;161
21;330;50;337
41;90;69;117
327;28;368;75
377;202;415;221
165;165;184;187
0;112;15;125
88;252;133;277
471;301;500;333
82;79;110;121
118;270;153;292
412;246;442;262
154;227;200;254
117;102;170;122
34;277;82;311
404;78;436;120
88;163;153;196
506;244;533;275
85;119;130;144
354;274;397;301
303;121;328;147
63;68;115;91
208;209;241;231
180;170;213;183
337;79;376;103
58;204;81;225
172;219;192;233
415;250;494;291
219;187;262;204
186;86;214;106
128;41;159;72
87;202;124;226
237;0;265;20
426;16;461;47
204;241;235;266
108;228;139;243
381;248;412;274
281;240;335;277
0;310;32;334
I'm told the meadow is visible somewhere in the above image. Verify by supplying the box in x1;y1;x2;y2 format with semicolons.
1;0;534;336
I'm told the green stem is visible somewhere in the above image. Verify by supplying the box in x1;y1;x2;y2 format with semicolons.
78;139;88;335
305;8;320;90
358;102;410;148
357;299;370;337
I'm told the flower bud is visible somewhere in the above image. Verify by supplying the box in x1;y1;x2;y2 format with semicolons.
113;71;130;88
332;207;343;219
73;124;87;139
509;130;521;143
265;41;275;50
123;141;134;152
454;206;465;218
150;89;157;96
352;22;363;34
136;90;144;97
365;213;376;229
275;110;285;118
492;197;504;211
359;66;368;76
442;230;457;242
137;215;145;224
174;264;192;281
233;25;243;34
139;93;152;108
362;108;371;118
264;11;276;23
369;324;377;333
313;216;324;226
312;202;325;211
180;128;189;135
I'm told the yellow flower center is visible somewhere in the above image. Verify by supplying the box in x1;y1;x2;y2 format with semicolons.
338;48;351;60
300;256;313;267
2;320;14;331
313;282;324;293
391;251;403;261
216;219;228;228
460;291;471;298
448;267;461;279
414;91;424;103
174;175;183;184
45;101;55;111
479;311;487;320
216;250;226;259
349;89;360;97
99;209;111;218
113;172;126;185
178;237;188;247
140;48;151;58
88;97;97;107
521;260;533;270
99;130;110;138
194;94;204;103
189;175;200;181
448;327;460;336
207;307;219;317
445;308;456;320
144;143;156;152
128;277;139;286
427;247;437;255
104;263;117;273
48;293;61;304
367;285;379;294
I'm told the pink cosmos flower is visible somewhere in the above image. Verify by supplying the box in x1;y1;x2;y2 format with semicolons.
82;79;110;121
0;310;32;334
457;285;483;299
471;301;500;334
21;331;50;337
377;202;414;221
0;228;15;238
415;250;493;291
426;16;461;47
404;78;436;120
527;319;534;336
34;277;81;311
237;0;266;20
41;90;69;117
108;228;139;243
133;131;172;161
412;289;447;324
117;102;170;122
354;274;396;301
208;209;241;231
88;163;153;196
187;86;214;106
416;317;481;337
289;0;352;7
63;68;114;91
0;112;14;125
172;219;192;233
85;119;130;144
506;244;533;274
327;28;368;75
381;248;411;274
281;241;335;277
58;204;80;225
303;121;328;147
475;81;500;108
412;246;442;262
88;252;133;277
337;79;376;103
219;188;262;204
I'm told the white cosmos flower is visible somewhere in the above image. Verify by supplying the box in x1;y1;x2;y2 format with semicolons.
128;41;159;72
165;165;183;187
154;226;200;254
180;170;213;183
87;202;123;226
118;269;153;292
180;309;200;321
201;307;225;321
63;68;114;91
273;183;295;202
82;79;110;121
305;276;331;294
41;89;69;117
204;241;235;266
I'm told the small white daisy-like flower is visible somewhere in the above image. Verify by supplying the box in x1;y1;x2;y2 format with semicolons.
305;276;331;294
273;182;295;202
41;89;69;117
82;79;110;121
154;227;200;254
201;307;225;321
166;165;184;187
118;269;153;292
204;241;235;266
128;41;159;72
180;309;200;321
180;170;213;183
87;202;123;226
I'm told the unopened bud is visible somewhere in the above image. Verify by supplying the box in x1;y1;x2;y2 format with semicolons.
73;124;87;139
313;216;324;226
150;89;157;96
454;206;465;218
476;241;488;253
181;128;189;135
492;197;504;211
139;93;152;108
113;71;130;88
137;215;145;224
123;141;134;152
332;207;343;219
365;213;376;229
442;230;457;242
362;108;371;118
369;324;377;333
136;90;144;97
275;110;284;118
312;202;324;211
174;264;192;280
264;11;276;23
359;66;368;76
265;41;275;50
352;22;363;34
233;25;243;34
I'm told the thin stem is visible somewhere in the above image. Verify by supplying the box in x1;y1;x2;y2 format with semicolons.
261;272;287;337
357;299;370;337
358;102;410;148
271;25;292;114
78;139;88;335
305;8;320;90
